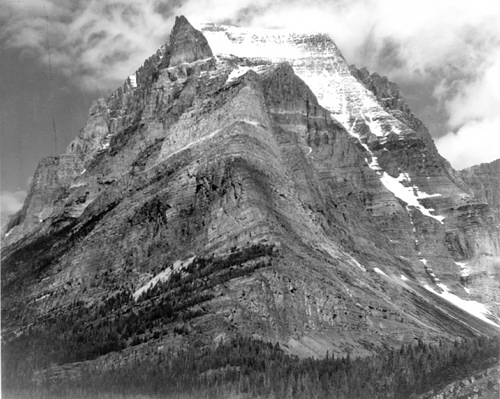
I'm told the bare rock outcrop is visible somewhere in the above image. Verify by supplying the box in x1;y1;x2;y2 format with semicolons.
2;17;499;389
163;15;213;67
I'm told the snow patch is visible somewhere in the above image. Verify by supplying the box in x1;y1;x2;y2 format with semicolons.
226;66;253;83
378;173;445;223
401;275;409;281
347;114;445;224
242;119;262;127
424;284;499;328
347;117;444;224
351;258;366;272
129;74;137;88
165;119;263;160
225;64;272;84
363;113;385;137
374;267;388;276
133;257;195;301
464;286;471;294
202;25;311;61
455;261;470;277
420;258;428;265
35;294;50;302
166;128;223;159
80;169;86;175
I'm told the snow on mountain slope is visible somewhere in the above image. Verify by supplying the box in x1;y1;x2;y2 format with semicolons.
425;284;499;328
201;23;444;224
200;23;410;138
200;23;500;322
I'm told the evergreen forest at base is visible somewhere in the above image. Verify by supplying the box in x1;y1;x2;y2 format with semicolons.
3;334;498;399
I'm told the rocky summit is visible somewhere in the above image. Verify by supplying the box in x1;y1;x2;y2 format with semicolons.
1;16;499;397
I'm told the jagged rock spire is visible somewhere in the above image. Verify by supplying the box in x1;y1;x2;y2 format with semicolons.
163;15;213;67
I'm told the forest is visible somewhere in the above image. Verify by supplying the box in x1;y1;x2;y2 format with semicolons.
2;244;499;398
3;333;499;399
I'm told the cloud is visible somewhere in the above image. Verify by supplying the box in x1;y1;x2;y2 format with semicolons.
1;0;499;167
0;190;27;226
435;50;500;169
1;0;173;91
435;119;500;169
444;50;500;128
4;0;498;91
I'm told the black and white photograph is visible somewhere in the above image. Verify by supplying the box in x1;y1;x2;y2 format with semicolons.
1;1;499;398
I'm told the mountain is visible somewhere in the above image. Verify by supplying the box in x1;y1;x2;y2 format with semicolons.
2;16;499;398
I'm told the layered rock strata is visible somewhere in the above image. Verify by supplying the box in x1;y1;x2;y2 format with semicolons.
1;17;499;377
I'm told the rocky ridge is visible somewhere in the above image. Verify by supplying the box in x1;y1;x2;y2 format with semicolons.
1;16;499;381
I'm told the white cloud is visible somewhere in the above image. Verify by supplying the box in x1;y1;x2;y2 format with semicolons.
445;52;500;128
2;0;499;92
1;0;172;91
0;190;27;225
435;48;500;169
435;119;500;169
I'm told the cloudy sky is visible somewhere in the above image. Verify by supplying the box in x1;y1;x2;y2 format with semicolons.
1;0;499;223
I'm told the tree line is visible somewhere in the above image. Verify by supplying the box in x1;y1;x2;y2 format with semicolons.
5;334;499;399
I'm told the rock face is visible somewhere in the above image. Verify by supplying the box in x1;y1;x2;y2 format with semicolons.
1;16;499;381
164;16;213;67
455;160;500;315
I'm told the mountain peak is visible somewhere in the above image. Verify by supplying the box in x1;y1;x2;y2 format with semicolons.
164;15;213;67
2;16;500;398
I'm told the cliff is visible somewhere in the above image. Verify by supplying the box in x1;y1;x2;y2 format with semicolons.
1;16;499;393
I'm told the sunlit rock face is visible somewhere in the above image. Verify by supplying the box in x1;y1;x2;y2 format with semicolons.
164;15;214;67
200;23;500;314
1;16;499;376
455;160;500;316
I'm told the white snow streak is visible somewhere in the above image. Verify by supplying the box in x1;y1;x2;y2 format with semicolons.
363;113;385;137
129;74;137;88
166;128;223;159
401;275;409;281
347;117;444;224
202;25;310;61
165;119;264;160
374;268;388;276
35;294;50;302
225;65;269;83
378;173;445;223
202;25;447;233
133;257;195;301
226;66;252;83
455;261;470;277
424;284;499;328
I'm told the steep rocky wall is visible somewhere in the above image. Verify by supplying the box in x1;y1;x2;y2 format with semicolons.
2;17;499;381
3;155;83;241
454;160;500;315
348;64;500;311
